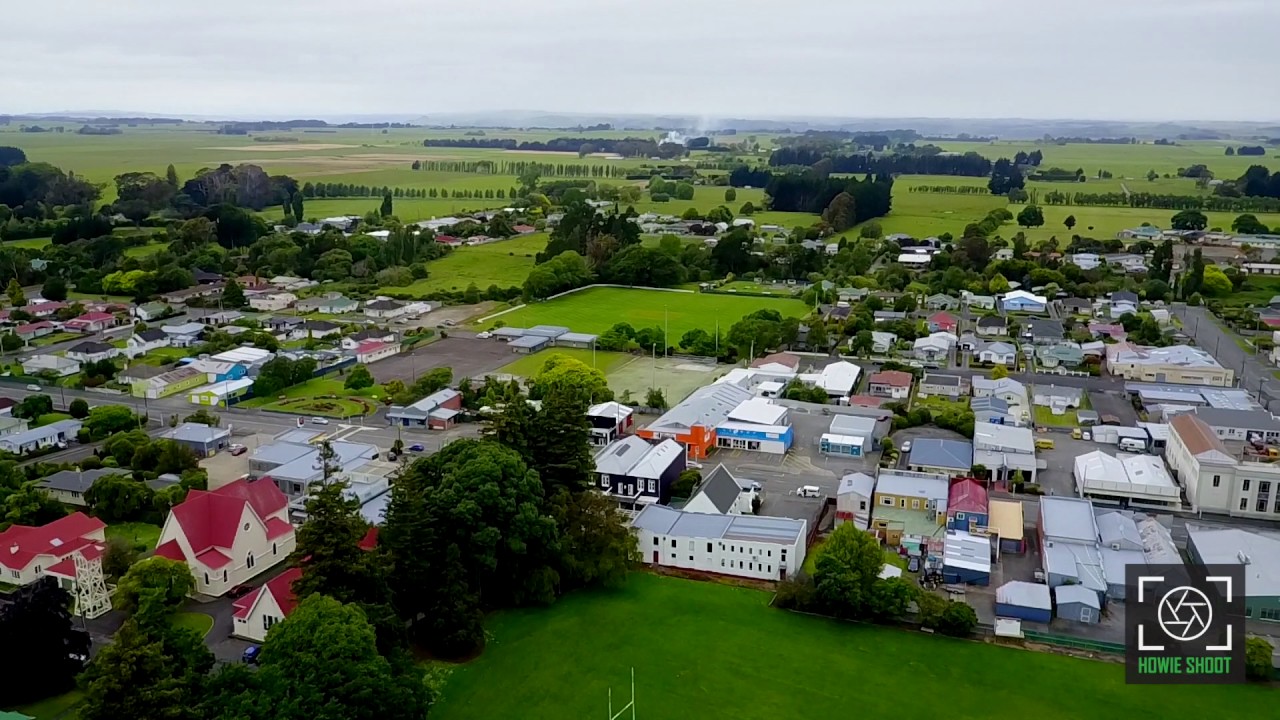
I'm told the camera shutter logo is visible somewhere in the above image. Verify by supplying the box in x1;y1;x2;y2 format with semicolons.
1136;574;1234;653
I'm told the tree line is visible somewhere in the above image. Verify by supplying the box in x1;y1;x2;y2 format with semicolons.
765;173;894;217
767;148;994;177
409;159;628;178
422;136;686;158
907;185;991;195
1036;189;1280;213
300;181;516;201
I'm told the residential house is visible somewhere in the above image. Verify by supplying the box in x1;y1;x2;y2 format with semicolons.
154;478;296;597
160;283;224;306
248;292;298;312
266;316;304;335
1088;322;1127;341
927;312;958;334
873;310;907;323
1106;343;1233;386
1106;254;1148;274
1070;253;1102;271
0;512;106;590
595;436;686;508
117;364;168;385
63;312;118;334
587;401;635;446
1022;318;1064;345
21;354;80;377
162;423;232;457
161;322;206;348
683;464;758;516
918;373;966;399
976;316;1008;337
353;340;399;364
870;471;950;545
0;420;82;455
0;398;14;416
1001;290;1048;313
908;439;974;476
836;472;876;530
126;328;170;358
631;504;807;581
39;468;177;507
22;301;67;318
897;253;934;269
1032;384;1084;414
870;331;897;354
1037;343;1085;368
386;389;463;429
913;333;953;363
341;328;398;350
1119;226;1162;241
1059;298;1093;316
65;341;118;364
1107;291;1139;319
132;301;172;322
0;416;29;438
750;352;802;373
971;396;1016;426
868;370;913;399
993;248;1014;261
296;293;359;315
637;383;753;459
362;299;407;319
301;320;342;339
15;321;56;342
132;366;205;399
232;567;301;642
925;294;958;311
193;310;243;328
976;340;1017;366
947;478;989;532
963;293;996;310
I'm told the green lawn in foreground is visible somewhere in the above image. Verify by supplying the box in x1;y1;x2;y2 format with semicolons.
10;689;83;720
495;348;632;378
33;413;73;427
105;521;162;552
173;611;214;638
487;287;807;338
379;233;549;297
431;574;1268;720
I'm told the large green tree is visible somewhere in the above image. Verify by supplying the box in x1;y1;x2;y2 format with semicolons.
1171;209;1209;231
220;277;246;308
813;523;886;619
79;618;213;720
0;577;90;705
115;556;196;626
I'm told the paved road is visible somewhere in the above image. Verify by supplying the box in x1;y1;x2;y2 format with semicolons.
1171;303;1280;407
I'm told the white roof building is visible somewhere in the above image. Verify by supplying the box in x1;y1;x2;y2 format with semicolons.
726;398;789;426
814;361;860;396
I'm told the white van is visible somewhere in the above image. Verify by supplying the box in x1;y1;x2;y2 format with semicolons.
1119;438;1147;452
797;485;822;498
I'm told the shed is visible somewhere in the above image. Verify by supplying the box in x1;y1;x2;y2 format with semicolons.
508;335;550;353
995;581;1052;623
1054;584;1102;623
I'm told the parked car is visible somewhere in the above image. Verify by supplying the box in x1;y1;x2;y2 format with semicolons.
476;331;492;339
900;440;912;453
310;417;330;425
409;443;425;452
242;645;261;664
227;584;254;599
907;556;921;573
25;384;41;391
228;444;247;456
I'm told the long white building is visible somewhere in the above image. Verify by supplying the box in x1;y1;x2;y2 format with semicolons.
1073;450;1181;509
631;505;807;581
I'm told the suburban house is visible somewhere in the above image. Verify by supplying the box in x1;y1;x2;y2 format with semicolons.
301;320;342;339
972;377;1028;405
0;416;28;439
22;301;67;318
1022;318;1065;345
637;383;754;460
386;389;462;429
1059;298;1093;316
927;312;958;334
1032;385;1084;414
1119;226;1162;241
248;292;298;312
1109;290;1140;318
1000;290;1048;313
249;436;385;510
1105;343;1234;387
836;472;876;530
132;301;172;322
296;293;359;315
976;316;1008;337
750;352;802;373
64;312;118;334
161;322;206;348
154;477;297;597
870;331;897;354
15;321;56;342
0;420;82;455
925;294;958;311
160;283;224;306
913;334;953;363
808;361;861;399
266;316;304;334
870;471;949;545
874;310;907;323
963;293;996;310
594;436;686;508
117;364;168;385
971;396;1016;426
976;340;1017;366
917;373;967;399
162;423;232;457
1037;344;1085;368
0;512;106;588
908;439;974;476
126;328;170;357
21;354;80;377
1088;322;1127;341
363;299;407;319
341;328;398;350
232;566;301;642
587;401;635;446
39;468;176;507
131;365;206;399
354;340;400;364
65;341;118;364
682;464;758;516
868;370;912;399
631;504;807;581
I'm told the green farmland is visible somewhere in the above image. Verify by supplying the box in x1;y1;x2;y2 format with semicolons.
485;287;807;338
432;574;1268;720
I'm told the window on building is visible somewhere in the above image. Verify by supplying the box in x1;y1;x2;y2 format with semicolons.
748;563;753;571
881;497;893;506
272;543;277;555
1261;608;1280;621
671;539;676;548
33;565;41;575
648;479;656;493
1240;498;1248;511
767;550;772;557
1258;497;1269;513
912;499;920;510
707;543;713;552
768;565;772;573
602;476;611;488
900;499;907;508
653;537;658;546
247;553;255;569
689;556;693;561
859;500;867;511
1261;481;1272;495
1243;479;1251;492
781;549;787;561
721;559;725;567
204;573;209;585
1212;475;1221;487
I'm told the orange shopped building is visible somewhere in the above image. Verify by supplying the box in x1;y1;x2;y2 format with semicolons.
635;383;753;460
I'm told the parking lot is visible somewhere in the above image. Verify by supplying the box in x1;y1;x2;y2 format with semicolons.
370;336;515;384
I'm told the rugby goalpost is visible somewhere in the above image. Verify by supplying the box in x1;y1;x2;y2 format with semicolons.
607;667;636;720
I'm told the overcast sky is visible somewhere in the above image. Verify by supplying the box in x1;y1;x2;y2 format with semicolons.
4;0;1278;122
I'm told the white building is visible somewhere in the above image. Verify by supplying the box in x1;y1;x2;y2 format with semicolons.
1166;413;1280;520
836;472;876;530
682;465;759;516
1073;450;1181;509
973;424;1037;483
248;292;298;312
21;354;80;377
1106;344;1234;387
231;567;301;641
631;504;807;581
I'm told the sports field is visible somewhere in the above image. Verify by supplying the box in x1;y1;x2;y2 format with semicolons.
380;233;548;296
431;574;1267;720
486;287;807;338
494;348;727;404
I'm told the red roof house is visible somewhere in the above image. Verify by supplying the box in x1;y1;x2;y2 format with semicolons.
928;312;958;333
24;301;67;318
750;352;802;372
64;312;118;333
0;512;106;587
946;478;990;532
513;224;536;234
434;235;462;246
15;321;56;340
867;370;913;399
355;340;399;364
154;477;295;597
231;566;302;641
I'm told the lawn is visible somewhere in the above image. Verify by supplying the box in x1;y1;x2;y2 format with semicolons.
495;348;632;378
1034;405;1079;427
123;241;170;258
9;690;83;720
485;287;807;338
31;332;83;347
33;412;73;427
431;574;1268;720
238;375;388;417
4;236;53;250
106;521;162;552
914;394;967;413
378;233;549;297
173;611;214;638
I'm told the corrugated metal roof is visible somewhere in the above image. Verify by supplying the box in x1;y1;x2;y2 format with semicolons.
997;580;1051;610
645;383;753;434
1054;584;1101;608
908;438;973;471
1040;496;1099;543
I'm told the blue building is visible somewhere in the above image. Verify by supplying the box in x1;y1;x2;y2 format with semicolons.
819;434;864;457
995;581;1052;623
1054;585;1101;623
1000;290;1048;313
715;422;793;454
941;529;991;586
